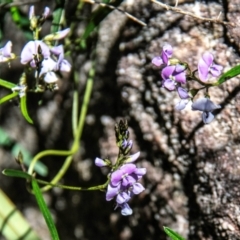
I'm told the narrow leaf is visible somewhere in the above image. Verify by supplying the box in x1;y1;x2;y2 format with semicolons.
0;78;16;89
32;180;60;240
163;227;185;240
20;95;33;124
0;92;18;104
215;65;240;86
2;169;32;180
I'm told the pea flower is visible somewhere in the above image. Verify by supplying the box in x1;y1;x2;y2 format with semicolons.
161;64;186;91
152;44;173;67
0;41;15;63
198;52;223;82
192;98;221;123
105;162;146;216
20;40;50;67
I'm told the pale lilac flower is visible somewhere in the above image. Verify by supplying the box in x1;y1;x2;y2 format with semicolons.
51;45;71;72
192;98;221;123
152;44;173;67
44;71;58;83
29;6;35;19
161;65;186;91
43;28;70;41
95;157;108;167
0;41;15;62
198;52;223;82
42;7;50;19
20;40;50;67
115;202;133;216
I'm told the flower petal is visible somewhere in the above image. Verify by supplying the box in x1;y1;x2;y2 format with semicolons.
202;52;214;67
95;157;107;167
152;56;163;67
106;183;120;201
126;152;140;163
210;63;223;77
163;79;175;91
177;87;189;99
192;98;221;112
116;203;133;216
161;66;175;80
132;182;145;195
202;111;215;124
116;191;131;204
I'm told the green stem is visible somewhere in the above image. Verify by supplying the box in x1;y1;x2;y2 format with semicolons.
28;64;95;191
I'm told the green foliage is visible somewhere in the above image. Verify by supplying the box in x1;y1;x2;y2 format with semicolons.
214;65;240;86
20;95;33;124
32;180;60;240
163;227;186;240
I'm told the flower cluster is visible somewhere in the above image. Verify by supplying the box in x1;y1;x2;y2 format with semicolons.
95;120;146;216
0;5;71;95
152;44;223;124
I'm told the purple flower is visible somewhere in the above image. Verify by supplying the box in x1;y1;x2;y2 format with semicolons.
161;65;186;91
50;45;71;72
105;161;146;216
198;52;223;82
20;40;50;67
115;202;133;216
152;44;173;67
0;41;15;63
192;98;221;123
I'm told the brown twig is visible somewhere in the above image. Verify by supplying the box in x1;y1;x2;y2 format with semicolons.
151;0;235;27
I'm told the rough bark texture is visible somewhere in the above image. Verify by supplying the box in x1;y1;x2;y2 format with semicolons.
1;0;240;239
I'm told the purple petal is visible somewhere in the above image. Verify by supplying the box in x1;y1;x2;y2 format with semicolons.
134;168;146;177
29;6;35;19
95;157;107;167
174;71;186;84
202;111;215;124
132;183;145;195
152;56;163;67
106;183;120;201
161;66;175;80
116;191;131;204
198;58;209;82
162;44;173;58
60;59;71;72
2;41;12;57
116;203;133;216
177;87;189;99
54;28;70;40
175;99;189;110
51;45;64;55
202;52;214;67
119;163;137;174
111;169;125;186
210;63;223;77
43;7;50;19
126;152;140;163
174;64;185;73
122;174;137;187
163;79;175;91
192;98;221;112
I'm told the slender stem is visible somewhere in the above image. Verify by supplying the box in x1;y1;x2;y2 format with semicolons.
28;63;95;191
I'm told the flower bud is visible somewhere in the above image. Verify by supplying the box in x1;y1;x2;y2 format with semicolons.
43;28;70;41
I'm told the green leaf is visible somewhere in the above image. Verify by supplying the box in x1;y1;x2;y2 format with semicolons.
0;189;41;240
0;78;16;89
2;169;32;180
0;92;18;104
215;65;240;86
20;95;33;124
163;227;185;240
32;180;60;240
